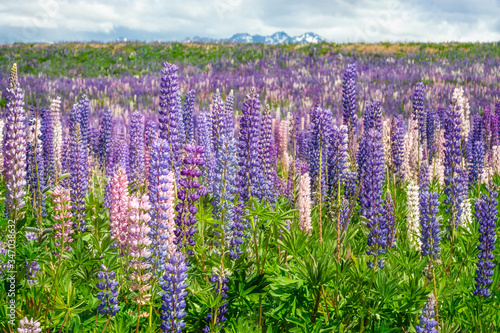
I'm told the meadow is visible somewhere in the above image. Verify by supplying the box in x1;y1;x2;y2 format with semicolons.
0;41;500;332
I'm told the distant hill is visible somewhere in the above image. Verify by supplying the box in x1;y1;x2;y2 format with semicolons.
184;31;326;44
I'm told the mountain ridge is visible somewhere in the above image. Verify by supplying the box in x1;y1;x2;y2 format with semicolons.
184;31;326;44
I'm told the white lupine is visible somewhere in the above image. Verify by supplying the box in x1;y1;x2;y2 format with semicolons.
17;317;42;333
51;96;63;171
451;87;470;139
459;198;472;231
297;173;312;235
406;181;421;250
382;119;391;163
403;118;422;182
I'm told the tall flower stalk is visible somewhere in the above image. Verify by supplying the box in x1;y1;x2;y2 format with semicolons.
4;63;27;221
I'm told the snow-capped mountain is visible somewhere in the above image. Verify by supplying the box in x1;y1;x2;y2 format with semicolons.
183;31;326;44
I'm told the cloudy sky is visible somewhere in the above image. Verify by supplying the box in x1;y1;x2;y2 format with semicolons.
1;0;499;43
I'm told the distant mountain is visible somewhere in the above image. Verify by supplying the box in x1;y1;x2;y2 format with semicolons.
183;31;326;44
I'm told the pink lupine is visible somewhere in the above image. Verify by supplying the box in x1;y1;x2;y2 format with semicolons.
110;166;129;254
297;172;312;235
52;186;74;253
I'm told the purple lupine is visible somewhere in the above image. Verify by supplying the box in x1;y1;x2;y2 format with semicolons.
224;90;235;137
483;106;492;150
69;124;88;232
308;103;332;196
358;127;386;269
473;186;497;297
358;100;382;184
40;106;55;184
203;274;229;332
443;100;466;230
426;109;439;163
98;110;113;168
161;252;188;333
343;170;357;200
296;129;309;162
416;294;438;333
412;82;426;144
419;163;441;259
467;115;485;186
183;90;196;143
176;94;186;146
490;113;499;148
89;126;100;159
112;133;130;177
342;63;357;140
148;139;175;269
230;202;246;260
159;62;181;175
96;265;120;316
129;112;145;186
26;110;46;217
383;192;396;250
259;105;275;202
213;135;238;216
196;110;215;190
211;91;226;157
4;63;27;220
327;125;348;196
78;94;90;148
390;115;405;182
237;87;262;202
60;137;70;187
174;144;207;254
24;259;40;285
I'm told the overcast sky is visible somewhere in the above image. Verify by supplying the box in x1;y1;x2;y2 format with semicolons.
1;0;499;43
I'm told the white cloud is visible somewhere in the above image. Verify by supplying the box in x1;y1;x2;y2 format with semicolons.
0;0;499;42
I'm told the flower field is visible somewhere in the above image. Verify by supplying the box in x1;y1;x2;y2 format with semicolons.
1;42;500;332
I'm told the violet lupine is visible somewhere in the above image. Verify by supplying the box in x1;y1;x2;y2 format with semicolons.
159;62;181;175
419;163;441;260
212;91;226;157
473;186;497;297
426;109;439;164
467;115;485;186
415;294;438;333
229;202;246;260
342;63;357;143
443;100;466;230
213;135;238;219
24;259;40;285
96;265;120;316
358;127;386;269
390;115;405;182
0;119;4;174
51;96;63;171
174;144;207;255
203;274;229;333
183;90;196;143
327;125;348;196
129;112;146;187
358;100;382;184
224;90;235;136
26;111;45;218
259;105;275;203
383;192;396;250
160;251;188;333
52;186;74;253
17;317;42;333
40;106;55;184
4;63;27;220
144;120;157;180
483;106;492;150
69;124;88;232
308;103;332;197
412;82;426;144
77;94;90;148
237;87;262;202
490;113;499;148
297;172;312;235
98;109;113;168
127;194;153;307
110;167;129;254
196;110;215;189
148;139;176;270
